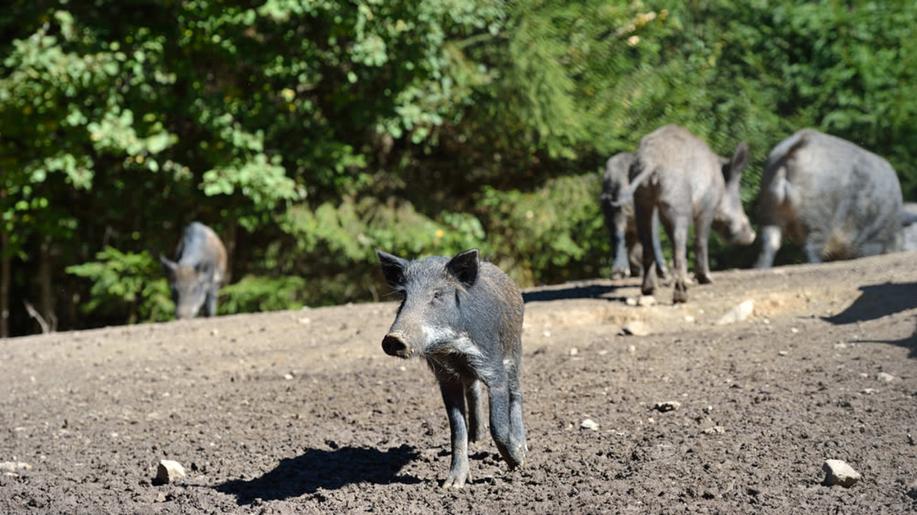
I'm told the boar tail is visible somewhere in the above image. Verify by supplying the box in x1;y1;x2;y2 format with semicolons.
610;166;655;207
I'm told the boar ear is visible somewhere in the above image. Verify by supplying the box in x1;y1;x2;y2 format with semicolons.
727;142;750;183
376;250;409;288
446;249;479;288
160;255;177;274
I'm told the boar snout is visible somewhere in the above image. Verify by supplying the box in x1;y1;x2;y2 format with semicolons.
738;227;757;246
382;333;412;359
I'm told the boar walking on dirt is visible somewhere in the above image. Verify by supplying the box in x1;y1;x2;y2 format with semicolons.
600;151;669;280
377;249;526;488
630;125;756;303
160;222;228;319
756;129;905;267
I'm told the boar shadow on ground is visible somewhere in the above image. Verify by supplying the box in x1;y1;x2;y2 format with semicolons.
523;283;620;303
824;282;917;325
824;282;917;358
214;444;420;504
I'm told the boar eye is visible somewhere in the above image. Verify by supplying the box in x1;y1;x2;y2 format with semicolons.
432;290;444;302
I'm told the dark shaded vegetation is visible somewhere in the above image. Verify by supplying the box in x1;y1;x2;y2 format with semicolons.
2;1;915;335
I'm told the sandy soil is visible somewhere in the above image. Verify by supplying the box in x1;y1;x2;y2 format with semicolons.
1;252;916;514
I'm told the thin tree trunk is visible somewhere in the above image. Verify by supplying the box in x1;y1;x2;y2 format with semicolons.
0;226;9;338
37;239;56;332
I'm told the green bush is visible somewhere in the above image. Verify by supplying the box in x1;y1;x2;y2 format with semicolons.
66;248;173;323
219;275;308;314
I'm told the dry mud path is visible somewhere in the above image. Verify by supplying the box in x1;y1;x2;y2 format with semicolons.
1;252;916;513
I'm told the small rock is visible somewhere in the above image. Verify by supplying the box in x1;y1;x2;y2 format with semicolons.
620;321;650;337
627;344;636;354
297;317;311;325
654;401;681;412
637;296;656;307
822;459;860;488
703;425;726;434
543;330;552;338
703;405;713;414
716;299;755;325
790;327;799;334
210;328;219;336
283;373;294;381
876;372;896;382
625;297;638;307
580;419;599;431
862;388;876;395
834;342;847;349
154;460;186;485
778;351;788;356
0;462;31;474
569;347;579;356
858;372;869;378
683;315;695;323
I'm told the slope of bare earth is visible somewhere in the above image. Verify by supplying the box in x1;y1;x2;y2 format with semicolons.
1;252;916;514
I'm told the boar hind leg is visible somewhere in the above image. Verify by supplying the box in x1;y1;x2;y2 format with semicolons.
485;367;523;469
636;201;658;296
438;375;471;488
505;354;527;464
662;209;690;304
464;379;487;444
650;209;669;281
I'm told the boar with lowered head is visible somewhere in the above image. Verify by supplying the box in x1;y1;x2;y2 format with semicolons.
160;222;227;319
600;151;669;279
756;129;904;267
631;125;756;303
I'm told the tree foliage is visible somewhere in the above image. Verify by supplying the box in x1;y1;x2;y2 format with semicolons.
2;0;914;335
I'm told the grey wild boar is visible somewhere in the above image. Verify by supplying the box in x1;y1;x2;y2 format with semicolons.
160;222;228;319
630;125;756;303
600;152;669;279
756;129;904;267
377;249;526;488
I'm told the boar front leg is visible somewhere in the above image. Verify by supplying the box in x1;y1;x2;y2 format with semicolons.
437;373;471;488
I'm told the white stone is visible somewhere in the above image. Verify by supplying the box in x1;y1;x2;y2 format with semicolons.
876;372;896;382
822;459;860;488
716;299;755;325
625;297;638;306
620;321;650;336
637;296;656;307
0;462;31;474
580;418;599;431
155;460;186;485
569;347;579;356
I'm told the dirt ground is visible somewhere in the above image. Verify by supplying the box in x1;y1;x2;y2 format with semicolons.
1;252;916;514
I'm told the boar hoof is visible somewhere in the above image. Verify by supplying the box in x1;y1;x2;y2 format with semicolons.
441;469;470;489
673;283;688;304
611;268;628;280
696;273;713;285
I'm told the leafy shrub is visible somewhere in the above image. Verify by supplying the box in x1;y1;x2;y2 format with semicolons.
66;247;173;323
219;275;308;314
